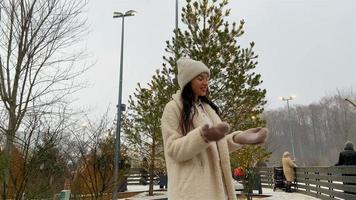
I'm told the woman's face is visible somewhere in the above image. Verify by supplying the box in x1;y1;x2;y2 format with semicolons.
191;72;209;98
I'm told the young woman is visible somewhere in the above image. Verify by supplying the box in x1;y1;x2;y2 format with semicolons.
161;57;268;200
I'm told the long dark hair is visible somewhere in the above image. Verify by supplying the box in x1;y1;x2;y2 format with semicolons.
180;82;220;135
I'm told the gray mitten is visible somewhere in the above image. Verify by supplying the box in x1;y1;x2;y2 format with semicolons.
201;122;230;142
233;127;268;144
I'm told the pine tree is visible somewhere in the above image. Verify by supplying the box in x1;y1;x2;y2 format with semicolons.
122;70;171;195
27;136;66;198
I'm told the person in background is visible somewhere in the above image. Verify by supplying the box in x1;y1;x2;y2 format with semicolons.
158;170;168;190
335;141;356;195
282;151;297;193
336;141;356;166
161;57;269;200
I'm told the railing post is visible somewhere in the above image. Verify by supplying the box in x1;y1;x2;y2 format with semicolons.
270;168;273;188
327;172;334;198
315;171;320;197
305;170;309;192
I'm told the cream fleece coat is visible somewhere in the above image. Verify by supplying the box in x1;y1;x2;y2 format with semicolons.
282;152;297;182
161;91;242;200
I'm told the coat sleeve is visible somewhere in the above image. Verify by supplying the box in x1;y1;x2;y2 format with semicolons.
336;153;344;166
288;158;297;168
226;131;243;153
161;102;210;162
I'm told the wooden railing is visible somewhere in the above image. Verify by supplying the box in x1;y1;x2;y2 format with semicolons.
254;166;356;200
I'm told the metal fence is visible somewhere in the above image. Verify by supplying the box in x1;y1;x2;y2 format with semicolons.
254;166;356;200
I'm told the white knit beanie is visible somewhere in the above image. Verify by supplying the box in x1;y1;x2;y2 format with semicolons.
177;57;210;89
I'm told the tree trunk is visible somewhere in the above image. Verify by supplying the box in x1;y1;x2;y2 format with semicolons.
2;106;17;199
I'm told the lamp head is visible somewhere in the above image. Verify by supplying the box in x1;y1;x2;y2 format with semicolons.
125;10;137;16
113;11;123;18
113;10;137;18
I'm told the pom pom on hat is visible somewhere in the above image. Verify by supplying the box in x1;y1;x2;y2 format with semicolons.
177;57;210;89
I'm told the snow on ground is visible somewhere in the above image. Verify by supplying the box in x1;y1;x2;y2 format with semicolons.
122;185;320;200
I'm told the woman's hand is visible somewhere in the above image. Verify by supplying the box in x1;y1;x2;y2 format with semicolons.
233;127;268;144
201;122;230;142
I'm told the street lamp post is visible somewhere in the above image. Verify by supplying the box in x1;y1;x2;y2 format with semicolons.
175;0;178;31
280;96;296;160
112;10;136;200
174;0;179;58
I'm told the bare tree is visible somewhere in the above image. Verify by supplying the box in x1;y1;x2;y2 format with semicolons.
69;113;130;199
0;0;88;197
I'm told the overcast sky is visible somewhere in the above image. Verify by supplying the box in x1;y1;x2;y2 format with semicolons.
73;0;356;117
